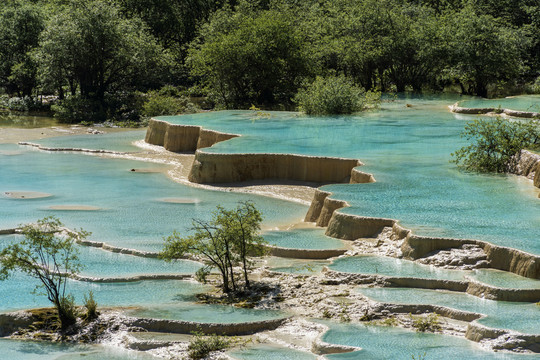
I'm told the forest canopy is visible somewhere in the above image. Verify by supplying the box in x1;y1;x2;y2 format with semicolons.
0;0;539;120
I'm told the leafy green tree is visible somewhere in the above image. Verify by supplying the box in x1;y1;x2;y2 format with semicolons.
161;202;265;293
295;75;380;115
189;5;311;108
443;5;524;97
451;117;540;173
36;0;172;121
0;217;89;331
0;1;44;96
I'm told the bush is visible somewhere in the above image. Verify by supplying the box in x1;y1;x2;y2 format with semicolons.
294;75;380;115
142;90;199;117
51;96;106;123
195;267;211;284
83;290;99;322
58;294;78;330
451;117;540;173
187;332;231;359
410;313;441;332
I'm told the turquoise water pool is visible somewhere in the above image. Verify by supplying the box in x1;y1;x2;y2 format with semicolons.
329;255;468;281
159;97;540;255
322;322;529;359
228;344;316;359
0;144;307;252
469;269;540;289
0;338;157;360
358;288;540;334
263;228;346;250
37;130;146;152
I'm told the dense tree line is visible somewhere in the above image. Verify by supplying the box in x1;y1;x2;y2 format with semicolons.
0;0;539;121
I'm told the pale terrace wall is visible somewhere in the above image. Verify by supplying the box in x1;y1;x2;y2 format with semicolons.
465;323;540;352
325;213;395;240
266;245;347;259
145;119;239;152
401;233;540;279
130;316;288;336
188;151;362;184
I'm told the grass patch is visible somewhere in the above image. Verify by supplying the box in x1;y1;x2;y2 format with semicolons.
410;313;441;332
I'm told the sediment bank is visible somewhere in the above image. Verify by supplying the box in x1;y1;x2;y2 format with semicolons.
449;103;540;119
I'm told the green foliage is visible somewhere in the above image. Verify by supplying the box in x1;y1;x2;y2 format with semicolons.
295;75;380;115
82;290;99;322
187;332;232;360
161;202;265;293
37;0;171;121
452;117;540;173
411;352;427;360
59;294;78;329
189;5;312;108
142;89;199;117
410;313;441;332
0;217;90;331
0;1;44;96
195;266;211;284
442;4;524;97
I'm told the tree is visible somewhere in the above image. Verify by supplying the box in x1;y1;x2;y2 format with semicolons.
189;5;311;108
0;1;44;96
451;117;540;173
0;217;89;331
161;202;265;293
36;0;172;121
443;5;524;97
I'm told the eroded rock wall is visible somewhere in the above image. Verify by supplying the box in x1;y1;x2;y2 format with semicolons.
145;119;239;152
325;213;395;240
188;151;361;184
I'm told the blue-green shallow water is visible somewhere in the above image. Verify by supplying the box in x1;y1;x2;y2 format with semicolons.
159;97;540;255
263;228;346;250
0;273;284;323
358;288;540;334
0;338;157;360
228;344;316;359
329;255;468;281
458;95;540;112
0;144;307;252
469;269;540;289
322;322;531;360
330;255;540;289
0;235;202;278
37;130;146;152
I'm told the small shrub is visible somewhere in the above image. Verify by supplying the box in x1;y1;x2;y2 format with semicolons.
142;89;199;117
452;117;540;173
338;302;350;322
294;75;380;115
195;267;211;284
322;309;332;318
410;313;441;333
83;291;98;322
379;316;398;326
187;332;232;360
58;294;78;330
412;352;427;360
